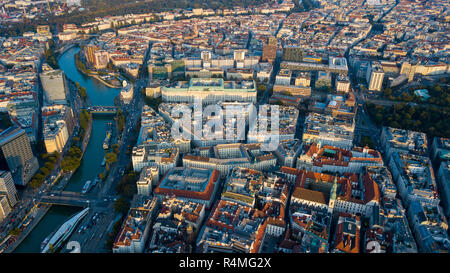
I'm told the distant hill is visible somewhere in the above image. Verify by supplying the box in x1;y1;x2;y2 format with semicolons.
85;0;269;13
53;0;270;25
0;0;270;37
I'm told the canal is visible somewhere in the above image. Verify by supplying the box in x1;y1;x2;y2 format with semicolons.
14;47;121;253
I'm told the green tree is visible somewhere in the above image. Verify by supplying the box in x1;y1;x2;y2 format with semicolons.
79;110;91;132
105;152;117;165
114;198;129;214
257;84;266;92
112;144;120;154
40;167;50;176
61;146;82;172
383;88;392;98
360;136;375;149
115;108;125;133
9;228;21;236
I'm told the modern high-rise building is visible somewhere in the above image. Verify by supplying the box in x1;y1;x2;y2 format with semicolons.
93;50;109;69
44;120;69;154
366;61;385;91
42;105;74;153
0;171;18;208
40;68;68;105
0;195;11;222
84;44;98;67
0;127;39;186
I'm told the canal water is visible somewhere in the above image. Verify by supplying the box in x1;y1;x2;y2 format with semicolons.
14;47;121;252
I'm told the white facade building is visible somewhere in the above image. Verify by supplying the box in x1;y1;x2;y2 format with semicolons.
136;166;159;196
0;171;18;208
161;78;257;104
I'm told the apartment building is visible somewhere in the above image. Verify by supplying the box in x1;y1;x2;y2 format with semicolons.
183;143;277;178
113;197;160;253
297;142;384;174
381;127;428;160
136;166;159;196
0;127;39;186
388;152;439;208
132;145;179;174
42;105;74;153
302;112;355;149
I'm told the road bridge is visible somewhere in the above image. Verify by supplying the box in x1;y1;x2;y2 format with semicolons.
39;191;94;207
88;106;118;114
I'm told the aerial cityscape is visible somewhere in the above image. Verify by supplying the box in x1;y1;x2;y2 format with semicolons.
0;0;448;256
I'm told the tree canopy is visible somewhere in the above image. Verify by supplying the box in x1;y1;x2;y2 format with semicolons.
61;146;83;173
366;102;450;138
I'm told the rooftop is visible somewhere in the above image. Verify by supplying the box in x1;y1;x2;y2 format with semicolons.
155;166;219;202
163;78;256;92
